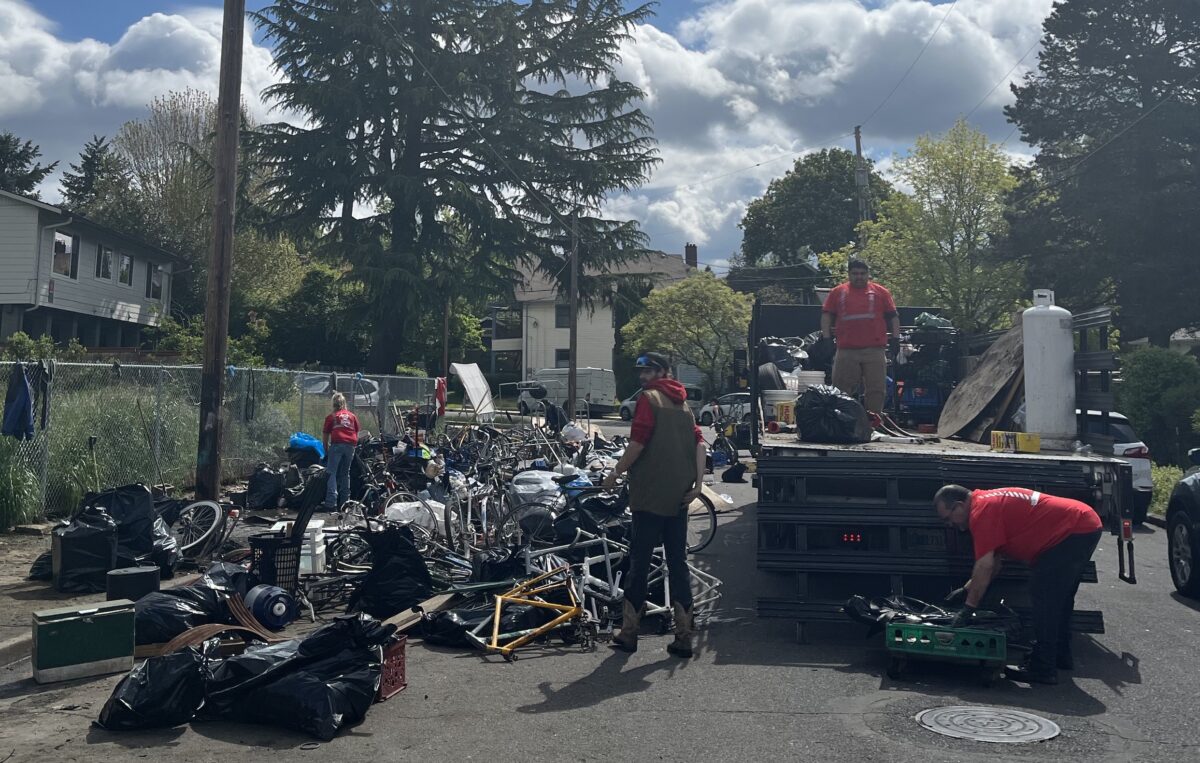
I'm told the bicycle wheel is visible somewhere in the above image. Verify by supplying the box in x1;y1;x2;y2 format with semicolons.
327;531;373;569
495;501;558;549
173;500;222;555
685;493;717;554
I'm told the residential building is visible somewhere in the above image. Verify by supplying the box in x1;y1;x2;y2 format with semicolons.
0;190;179;348
492;244;698;378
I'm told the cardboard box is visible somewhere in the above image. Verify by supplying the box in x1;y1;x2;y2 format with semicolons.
33;600;134;683
990;431;1041;454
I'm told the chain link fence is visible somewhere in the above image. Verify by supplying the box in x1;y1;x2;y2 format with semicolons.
7;363;434;519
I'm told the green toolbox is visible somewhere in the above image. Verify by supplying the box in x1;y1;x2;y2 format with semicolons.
885;622;1009;686
32;600;135;684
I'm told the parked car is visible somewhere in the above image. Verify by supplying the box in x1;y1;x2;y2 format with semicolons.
1080;410;1152;524
617;385;704;420
1166;448;1200;597
698;393;751;426
299;374;380;408
618;389;642;421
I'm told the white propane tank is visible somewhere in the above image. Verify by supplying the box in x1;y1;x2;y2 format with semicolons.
1022;289;1076;450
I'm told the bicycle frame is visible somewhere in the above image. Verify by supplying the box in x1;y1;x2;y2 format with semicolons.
471;566;590;659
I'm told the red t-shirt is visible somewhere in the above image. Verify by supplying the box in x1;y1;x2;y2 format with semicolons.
822;282;897;349
323;410;360;445
969;488;1102;564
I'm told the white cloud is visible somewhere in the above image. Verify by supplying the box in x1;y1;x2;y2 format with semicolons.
0;0;283;200
0;0;1052;262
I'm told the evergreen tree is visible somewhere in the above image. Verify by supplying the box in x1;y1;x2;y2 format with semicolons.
251;0;658;371
60;135;116;212
0;131;57;198
1005;0;1200;345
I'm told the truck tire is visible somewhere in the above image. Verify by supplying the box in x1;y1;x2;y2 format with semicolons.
758;363;785;392
1168;509;1200;597
620;407;632;421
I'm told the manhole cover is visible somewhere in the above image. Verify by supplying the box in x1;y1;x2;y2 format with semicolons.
916;706;1060;744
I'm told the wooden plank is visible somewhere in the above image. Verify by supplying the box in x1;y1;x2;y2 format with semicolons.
938;323;1024;439
383;593;458;633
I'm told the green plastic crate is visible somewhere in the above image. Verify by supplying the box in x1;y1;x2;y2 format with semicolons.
885;622;1007;664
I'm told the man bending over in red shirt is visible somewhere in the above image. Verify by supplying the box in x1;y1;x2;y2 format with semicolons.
935;484;1103;685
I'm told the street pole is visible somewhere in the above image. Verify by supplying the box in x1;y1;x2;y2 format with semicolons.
442;299;450;378
854;125;871;224
489;305;498;377
195;0;244;500
567;215;579;420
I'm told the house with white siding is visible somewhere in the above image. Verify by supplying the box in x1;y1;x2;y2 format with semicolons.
0;190;179;349
492;245;698;378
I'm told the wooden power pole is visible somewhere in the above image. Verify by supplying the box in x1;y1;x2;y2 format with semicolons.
854;125;872;223
567;215;579;420
195;0;245;500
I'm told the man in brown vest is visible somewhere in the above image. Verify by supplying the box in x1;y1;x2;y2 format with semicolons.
603;352;707;657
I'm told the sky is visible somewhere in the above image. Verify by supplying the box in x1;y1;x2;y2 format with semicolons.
1;0;1051;269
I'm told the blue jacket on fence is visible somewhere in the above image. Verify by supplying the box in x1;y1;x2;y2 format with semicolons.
2;362;34;440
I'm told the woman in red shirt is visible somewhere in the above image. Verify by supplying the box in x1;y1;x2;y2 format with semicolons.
322;393;360;509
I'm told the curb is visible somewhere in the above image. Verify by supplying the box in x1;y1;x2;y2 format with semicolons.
1146;514;1167;529
0;634;32;668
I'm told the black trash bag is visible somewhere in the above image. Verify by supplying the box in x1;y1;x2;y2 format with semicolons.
470;547;524;584
53;507;118;593
202;614;394;741
86;484;179;577
285;465;329;512
844;594;1026;643
246;464;284;509
133;593;213;645
418;603;553;649
348;525;433;619
796;384;873;444
133;562;252;644
94;645;210;730
27;550;52;581
722;462;749;483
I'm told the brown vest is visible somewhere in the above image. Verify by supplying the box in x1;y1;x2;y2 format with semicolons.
629;389;698;517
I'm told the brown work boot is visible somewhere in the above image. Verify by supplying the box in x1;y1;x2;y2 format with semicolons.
666;603;694;659
610;599;640;653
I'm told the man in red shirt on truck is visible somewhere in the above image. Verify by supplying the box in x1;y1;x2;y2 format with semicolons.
820;259;900;413
934;484;1104;685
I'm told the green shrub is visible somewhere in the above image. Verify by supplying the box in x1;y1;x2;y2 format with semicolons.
1150;464;1185;517
0;439;40;530
1117;348;1200;466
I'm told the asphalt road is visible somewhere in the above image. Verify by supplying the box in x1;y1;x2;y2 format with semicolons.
1;436;1197;761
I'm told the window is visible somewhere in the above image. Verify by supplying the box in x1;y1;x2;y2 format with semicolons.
555;303;571;329
146;264;164;300
554;349;570;368
53;233;78;278
493;308;522;340
95;245;113;279
118;254;134;286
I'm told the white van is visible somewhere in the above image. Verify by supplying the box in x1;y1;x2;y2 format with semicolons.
517;367;619;415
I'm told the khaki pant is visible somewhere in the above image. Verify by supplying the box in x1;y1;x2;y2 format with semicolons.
832;346;887;413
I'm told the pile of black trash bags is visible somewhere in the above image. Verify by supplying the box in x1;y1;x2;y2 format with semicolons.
96;613;396;740
133;562;252;645
844;594;1027;645
27;484;179;592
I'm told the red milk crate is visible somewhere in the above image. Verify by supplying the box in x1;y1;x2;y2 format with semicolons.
377;636;407;701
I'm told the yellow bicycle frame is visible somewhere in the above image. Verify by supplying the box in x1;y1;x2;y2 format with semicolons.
488;566;583;656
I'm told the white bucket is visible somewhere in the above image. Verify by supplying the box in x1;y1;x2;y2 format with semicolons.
762;390;797;422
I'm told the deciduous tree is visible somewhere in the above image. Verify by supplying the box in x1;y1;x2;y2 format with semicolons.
857;120;1022;333
621;272;752;395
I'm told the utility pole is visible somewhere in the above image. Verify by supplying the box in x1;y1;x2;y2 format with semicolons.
195;0;245;500
854;125;872;224
567;215;579;420
442;299;451;378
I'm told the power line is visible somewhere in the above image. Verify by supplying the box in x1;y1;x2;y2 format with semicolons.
965;38;1040;121
678;131;856;191
861;0;960;127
